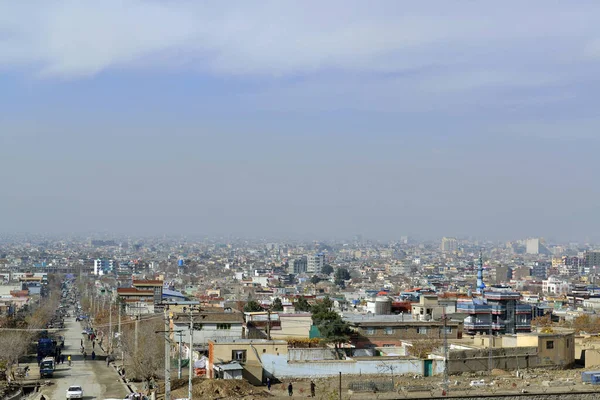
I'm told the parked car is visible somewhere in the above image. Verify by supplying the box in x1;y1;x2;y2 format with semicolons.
470;380;486;387
469;379;485;387
66;385;83;399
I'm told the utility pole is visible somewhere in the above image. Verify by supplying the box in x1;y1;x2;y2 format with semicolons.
442;311;449;395
109;301;113;353
134;315;139;355
164;307;171;400
189;308;194;400
488;309;493;375
176;331;184;379
267;309;271;341
118;304;123;363
338;371;342;400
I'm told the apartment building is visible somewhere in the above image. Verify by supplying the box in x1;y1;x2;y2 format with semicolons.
458;291;532;335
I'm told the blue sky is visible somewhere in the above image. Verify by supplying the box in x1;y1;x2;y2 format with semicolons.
1;1;600;241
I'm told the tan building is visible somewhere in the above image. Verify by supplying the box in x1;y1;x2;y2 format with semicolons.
271;313;312;340
411;294;445;321
207;339;288;384
502;330;575;368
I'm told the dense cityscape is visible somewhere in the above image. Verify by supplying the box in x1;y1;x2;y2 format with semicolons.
2;235;600;398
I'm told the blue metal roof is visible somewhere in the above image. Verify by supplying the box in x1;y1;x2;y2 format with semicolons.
162;289;186;299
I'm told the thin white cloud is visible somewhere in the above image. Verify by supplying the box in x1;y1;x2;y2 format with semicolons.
1;1;599;78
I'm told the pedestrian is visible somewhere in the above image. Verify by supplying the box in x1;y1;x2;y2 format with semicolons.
288;382;293;397
310;380;316;397
80;338;83;347
92;341;95;350
91;351;96;360
266;377;271;391
107;357;110;367
61;354;65;364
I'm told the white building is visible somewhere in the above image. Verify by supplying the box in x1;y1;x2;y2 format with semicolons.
526;238;540;255
93;259;114;275
441;237;458;253
306;253;325;274
542;276;570;295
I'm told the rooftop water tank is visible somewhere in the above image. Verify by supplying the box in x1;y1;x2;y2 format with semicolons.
374;296;392;315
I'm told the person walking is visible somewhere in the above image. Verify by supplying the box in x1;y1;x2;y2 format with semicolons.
67;355;71;366
288;382;293;397
310;381;316;397
61;354;65;364
91;351;96;361
92;340;95;350
266;377;271;391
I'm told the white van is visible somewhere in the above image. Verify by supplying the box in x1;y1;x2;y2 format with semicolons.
469;379;486;387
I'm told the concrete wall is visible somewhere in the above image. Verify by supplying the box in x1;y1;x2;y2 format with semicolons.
262;354;443;378
448;347;540;373
288;348;337;361
426;394;600;400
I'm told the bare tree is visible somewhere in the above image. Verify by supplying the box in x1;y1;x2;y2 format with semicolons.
406;338;443;359
121;318;165;389
0;331;33;382
377;360;400;386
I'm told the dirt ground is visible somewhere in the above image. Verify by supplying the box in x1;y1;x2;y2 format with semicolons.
156;368;600;400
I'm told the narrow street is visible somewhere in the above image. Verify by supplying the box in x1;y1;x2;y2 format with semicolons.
33;311;129;400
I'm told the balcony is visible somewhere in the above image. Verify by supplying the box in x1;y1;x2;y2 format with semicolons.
457;304;491;314
464;322;491;330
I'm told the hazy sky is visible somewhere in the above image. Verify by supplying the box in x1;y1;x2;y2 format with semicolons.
1;1;600;242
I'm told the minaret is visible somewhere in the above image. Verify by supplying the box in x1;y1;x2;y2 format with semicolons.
476;250;485;294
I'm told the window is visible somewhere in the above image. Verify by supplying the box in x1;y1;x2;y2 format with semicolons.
417;327;428;335
383;344;395;347
232;350;247;362
193;323;203;330
384;327;394;335
217;323;231;330
365;328;375;335
546;340;554;349
442;327;452;334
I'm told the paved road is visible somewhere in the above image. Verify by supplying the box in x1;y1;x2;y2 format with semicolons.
33;310;129;400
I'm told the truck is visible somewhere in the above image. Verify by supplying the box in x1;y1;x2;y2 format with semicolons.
37;338;57;358
39;357;55;378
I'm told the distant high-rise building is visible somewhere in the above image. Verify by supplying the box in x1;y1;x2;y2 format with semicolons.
93;259;114;275
526;238;540;255
288;257;307;274
495;265;512;284
531;262;549;279
307;253;325;274
441;237;458;253
585;251;600;272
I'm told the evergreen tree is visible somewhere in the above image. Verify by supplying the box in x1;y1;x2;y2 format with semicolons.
272;297;284;311
310;296;350;347
243;300;263;312
322;264;334;275
294;296;311;312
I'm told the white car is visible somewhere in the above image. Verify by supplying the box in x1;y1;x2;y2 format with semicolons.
66;385;83;399
469;379;486;387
